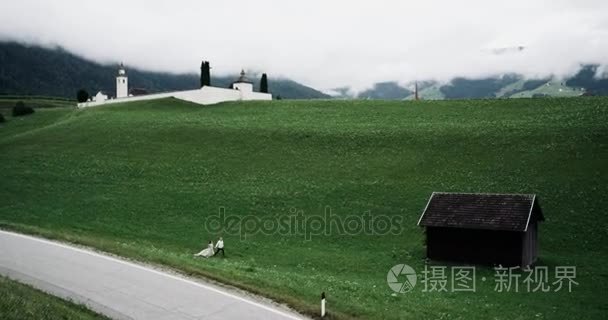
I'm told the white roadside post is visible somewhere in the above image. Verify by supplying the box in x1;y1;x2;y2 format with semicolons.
321;292;326;317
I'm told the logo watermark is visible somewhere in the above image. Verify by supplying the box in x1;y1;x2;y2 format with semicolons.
387;264;417;293
204;206;404;240
387;264;578;293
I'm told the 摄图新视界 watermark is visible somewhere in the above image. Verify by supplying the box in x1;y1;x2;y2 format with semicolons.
387;264;579;294
204;206;404;240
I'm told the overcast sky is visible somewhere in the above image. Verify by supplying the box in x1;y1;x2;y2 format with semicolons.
1;0;607;91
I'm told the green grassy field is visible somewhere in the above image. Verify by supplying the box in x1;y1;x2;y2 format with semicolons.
0;276;108;320
0;98;607;319
0;95;75;111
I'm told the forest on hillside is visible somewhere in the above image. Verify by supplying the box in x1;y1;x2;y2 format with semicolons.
0;42;330;99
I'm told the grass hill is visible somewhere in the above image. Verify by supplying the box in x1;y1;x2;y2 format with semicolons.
0;41;330;99
1;98;606;319
509;79;583;98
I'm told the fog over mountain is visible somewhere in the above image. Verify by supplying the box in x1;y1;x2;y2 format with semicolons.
1;0;607;93
0;42;330;99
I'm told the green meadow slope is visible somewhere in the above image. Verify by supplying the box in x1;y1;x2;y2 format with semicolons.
0;98;607;319
0;276;108;320
0;96;75;109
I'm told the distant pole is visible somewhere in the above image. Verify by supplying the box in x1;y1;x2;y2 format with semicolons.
321;292;326;317
415;81;419;101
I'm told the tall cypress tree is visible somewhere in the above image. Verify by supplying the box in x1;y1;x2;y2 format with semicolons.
200;61;206;87
260;73;269;93
200;61;211;87
205;62;211;86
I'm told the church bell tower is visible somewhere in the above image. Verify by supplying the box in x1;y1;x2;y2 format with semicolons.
116;63;128;98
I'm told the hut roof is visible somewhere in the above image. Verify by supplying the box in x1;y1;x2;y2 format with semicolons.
417;192;544;232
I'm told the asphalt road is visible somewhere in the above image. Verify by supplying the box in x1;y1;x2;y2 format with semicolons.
0;230;307;320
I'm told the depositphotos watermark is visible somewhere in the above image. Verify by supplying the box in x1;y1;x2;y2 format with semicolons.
204;207;404;240
387;264;579;294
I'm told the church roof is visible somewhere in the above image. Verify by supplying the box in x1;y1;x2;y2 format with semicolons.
234;69;252;84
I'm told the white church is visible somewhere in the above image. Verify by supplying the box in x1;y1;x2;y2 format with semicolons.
78;63;272;108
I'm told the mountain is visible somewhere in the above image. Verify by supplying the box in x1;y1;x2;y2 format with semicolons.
328;67;606;100
357;82;412;99
259;78;331;99
0;41;330;99
3;41;605;101
439;74;521;99
565;64;608;96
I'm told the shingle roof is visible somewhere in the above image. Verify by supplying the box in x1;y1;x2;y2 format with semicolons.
417;192;544;232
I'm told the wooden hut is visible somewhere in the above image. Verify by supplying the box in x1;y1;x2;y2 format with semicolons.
417;192;544;267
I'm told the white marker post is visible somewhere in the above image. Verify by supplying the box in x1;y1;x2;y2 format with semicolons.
321;292;326;317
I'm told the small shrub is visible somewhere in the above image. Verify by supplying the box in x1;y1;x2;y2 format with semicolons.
77;89;89;103
0;113;5;123
12;101;35;117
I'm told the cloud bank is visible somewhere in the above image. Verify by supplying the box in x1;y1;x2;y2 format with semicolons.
1;0;607;91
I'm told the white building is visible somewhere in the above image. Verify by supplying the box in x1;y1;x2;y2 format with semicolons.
93;91;108;102
78;64;272;108
232;70;253;92
116;63;128;98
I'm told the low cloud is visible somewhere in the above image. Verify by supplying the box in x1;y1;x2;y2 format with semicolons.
1;0;607;92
